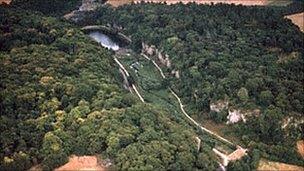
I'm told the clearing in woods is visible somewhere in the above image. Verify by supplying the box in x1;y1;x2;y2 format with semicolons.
118;50;236;153
54;155;106;171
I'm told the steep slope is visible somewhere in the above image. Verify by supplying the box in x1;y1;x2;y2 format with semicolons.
0;6;219;171
93;2;304;169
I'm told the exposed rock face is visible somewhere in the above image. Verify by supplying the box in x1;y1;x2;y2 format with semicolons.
79;0;104;11
227;110;246;124
171;70;180;79
282;116;304;133
142;42;171;68
210;100;229;113
209;99;261;125
141;42;180;78
226;109;260;124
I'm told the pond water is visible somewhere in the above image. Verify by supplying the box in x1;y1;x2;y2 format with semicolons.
89;31;120;51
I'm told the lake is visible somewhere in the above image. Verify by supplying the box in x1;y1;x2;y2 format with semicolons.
89;31;120;51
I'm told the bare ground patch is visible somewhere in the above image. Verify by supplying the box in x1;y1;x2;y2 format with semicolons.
285;12;304;32
258;159;304;171
54;155;107;171
297;140;304;158
0;0;11;4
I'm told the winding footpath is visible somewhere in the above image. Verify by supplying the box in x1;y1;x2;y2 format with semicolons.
114;57;145;103
141;53;235;146
141;53;249;167
90;30;245;165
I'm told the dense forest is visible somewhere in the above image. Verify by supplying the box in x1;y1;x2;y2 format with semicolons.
92;0;304;169
0;2;218;171
10;0;81;16
1;0;304;170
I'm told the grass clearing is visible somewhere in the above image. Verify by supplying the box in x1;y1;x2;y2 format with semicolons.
119;52;236;153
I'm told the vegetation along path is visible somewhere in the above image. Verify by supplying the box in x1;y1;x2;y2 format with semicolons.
139;53;248;166
88;26;247;165
141;53;237;147
113;57;145;102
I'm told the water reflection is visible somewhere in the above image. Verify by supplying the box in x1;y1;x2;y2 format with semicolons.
89;31;120;51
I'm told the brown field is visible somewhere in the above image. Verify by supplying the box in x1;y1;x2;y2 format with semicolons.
0;0;11;4
258;159;304;171
54;155;106;171
0;0;291;7
285;12;304;32
297;140;304;158
134;0;268;5
107;0;293;7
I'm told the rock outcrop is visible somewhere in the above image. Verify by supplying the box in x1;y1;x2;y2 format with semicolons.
142;42;181;78
210;100;229;113
171;70;180;79
227;109;246;124
282;116;304;129
79;0;104;11
142;43;171;68
226;109;260;124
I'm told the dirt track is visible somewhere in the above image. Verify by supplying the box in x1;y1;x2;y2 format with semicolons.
141;53;237;146
114;57;145;102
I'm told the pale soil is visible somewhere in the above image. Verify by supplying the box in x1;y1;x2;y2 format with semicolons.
54;155;105;171
285;12;304;32
297;140;304;158
258;159;304;171
0;0;11;4
106;0;133;7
